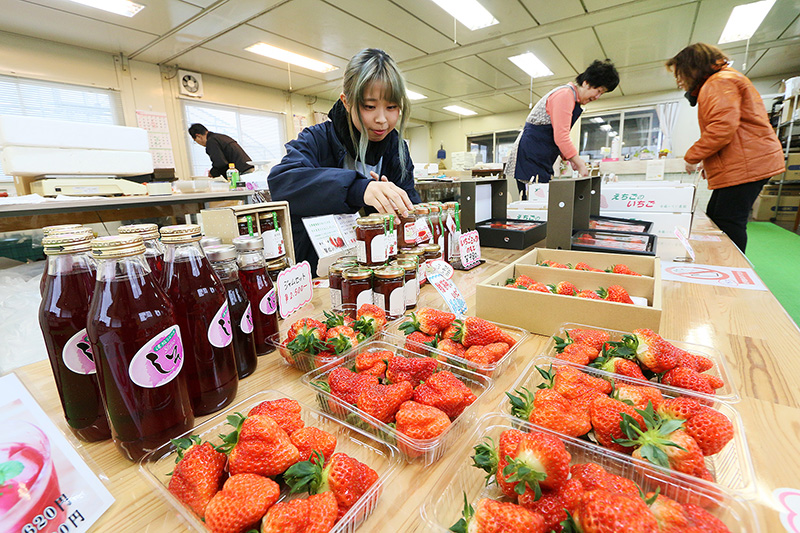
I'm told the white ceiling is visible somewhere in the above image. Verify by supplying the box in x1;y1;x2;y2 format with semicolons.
1;0;799;122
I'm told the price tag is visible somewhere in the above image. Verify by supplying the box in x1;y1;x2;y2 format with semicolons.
674;226;696;262
427;271;467;316
459;230;481;268
414;218;432;244
446;214;456;235
422;259;454;280
277;261;313;319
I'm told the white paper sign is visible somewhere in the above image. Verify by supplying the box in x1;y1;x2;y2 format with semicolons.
414;218;432;244
661;261;768;291
277;261;314;319
334;214;359;248
674;226;696;262
645;159;666;180
427;271;468;316
0;374;115;533
302;215;357;259
459;230;481;268
424;259;454;280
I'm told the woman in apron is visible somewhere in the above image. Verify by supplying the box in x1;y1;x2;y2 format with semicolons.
507;59;619;199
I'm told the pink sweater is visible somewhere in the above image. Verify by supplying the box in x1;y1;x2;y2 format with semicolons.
545;83;579;160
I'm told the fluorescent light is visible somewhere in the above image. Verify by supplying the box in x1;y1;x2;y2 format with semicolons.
609;132;618;137
508;52;554;78
429;0;498;31
718;0;776;44
245;43;338;73
443;105;478;116
590;117;605;124
600;124;612;131
67;0;144;17
407;90;427;100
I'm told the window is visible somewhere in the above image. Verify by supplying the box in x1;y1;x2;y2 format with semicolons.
467;129;521;164
0;74;123;176
579;108;661;161
183;101;286;177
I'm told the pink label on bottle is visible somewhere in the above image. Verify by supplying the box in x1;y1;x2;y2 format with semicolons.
129;325;184;388
260;288;278;315
241;303;254;334
62;329;96;375
208;301;233;348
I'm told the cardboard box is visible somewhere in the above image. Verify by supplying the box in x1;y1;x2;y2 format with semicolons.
200;201;296;262
785;153;800;180
516;247;660;277
600;182;695;213
476;258;662;336
600;211;693;237
507;208;548;221
751;193;800;221
476;219;547;250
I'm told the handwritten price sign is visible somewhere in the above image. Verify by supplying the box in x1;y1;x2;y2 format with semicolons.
459;230;481;268
427;271;467;316
276;261;313;319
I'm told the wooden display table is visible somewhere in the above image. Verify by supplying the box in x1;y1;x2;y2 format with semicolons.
10;217;800;532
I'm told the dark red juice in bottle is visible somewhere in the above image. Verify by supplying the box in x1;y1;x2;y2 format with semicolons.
86;235;194;461
38;225;92;295
39;233;110;442
161;225;238;416
119;223;165;284
233;236;279;356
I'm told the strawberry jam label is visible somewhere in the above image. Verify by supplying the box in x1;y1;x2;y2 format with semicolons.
208;302;233;348
241;303;254;334
260;288;278;315
129;325;184;388
62;329;96;375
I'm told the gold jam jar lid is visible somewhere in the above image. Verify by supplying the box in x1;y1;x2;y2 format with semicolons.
118;223;159;240
91;234;145;258
160;224;202;244
42;233;93;255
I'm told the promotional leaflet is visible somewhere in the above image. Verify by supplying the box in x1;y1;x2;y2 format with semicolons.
661;262;767;291
427;271;467;316
458;230;481;269
301;214;359;259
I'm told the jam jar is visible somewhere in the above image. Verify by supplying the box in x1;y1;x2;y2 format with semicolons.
414;205;431;245
428;203;444;251
402;247;427;286
266;257;290;284
423;244;442;262
259;211;286;260
390;259;418;310
341;267;373;318
381;214;399;262
328;261;356;310
355;216;387;267
237;215;257;236
397;210;417;249
372;266;405;320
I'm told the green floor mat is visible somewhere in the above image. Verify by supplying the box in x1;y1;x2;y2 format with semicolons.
746;222;800;327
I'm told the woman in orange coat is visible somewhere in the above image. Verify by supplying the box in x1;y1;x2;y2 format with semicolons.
666;43;784;252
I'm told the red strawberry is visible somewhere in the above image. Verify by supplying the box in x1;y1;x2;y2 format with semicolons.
613;383;664;411
661;366;718;395
683;406;734;456
287;318;327;343
440;323;460;340
657;397;704;421
167;437;226;519
617;329;680;373
552;365;613;398
204;473;280;533
404;331;437;356
413;370;476;419
455;316;506;347
327;367;379;404
248;398;305;435
682;503;732;532
290;426;337;463
286;320;329;355
305;492;340;532
595;356;647;380
528;282;552;293
386;355;437;386
449;498;547;533
518;477;583;532
569;463;640;499
567;329;611;352
261;492;338;533
502;431;571;498
598;284;634;304
673;348;714;373
224;414;301;477
313;351;339;368
514;274;537;287
540;260;568;269
325;325;359;354
549;281;577;296
574;261;602;272
590;395;645;453
436;338;466;360
356;381;414;423
471;429;523;499
322;309;353;329
464;342;509;365
528;388;591;437
568;489;658;532
399;307;455;335
353;304;386;336
355;349;393;378
557;343;598;365
647;492;690;532
395;401;451;456
576;289;602;299
609;264;641;276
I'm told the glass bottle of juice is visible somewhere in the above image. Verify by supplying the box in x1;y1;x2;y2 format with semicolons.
233;236;279;356
39;232;110;443
39;225;93;295
161;224;239;416
206;244;258;379
118;223;166;283
86;235;194;461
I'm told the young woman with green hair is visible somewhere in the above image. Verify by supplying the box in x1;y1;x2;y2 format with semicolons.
269;48;420;272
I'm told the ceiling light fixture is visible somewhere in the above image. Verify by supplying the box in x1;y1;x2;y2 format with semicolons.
429;0;498;31
718;0;776;44
590;117;605;124
508;52;554;78
407;90;428;100
600;124;612;131
66;0;144;17
245;43;338;73
443;105;478;116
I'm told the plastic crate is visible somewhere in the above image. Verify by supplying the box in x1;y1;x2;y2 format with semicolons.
301;339;493;465
139;390;400;533
420;412;760;532
500;357;755;495
545;322;739;403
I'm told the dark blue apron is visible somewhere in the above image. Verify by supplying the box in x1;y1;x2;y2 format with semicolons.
514;88;582;184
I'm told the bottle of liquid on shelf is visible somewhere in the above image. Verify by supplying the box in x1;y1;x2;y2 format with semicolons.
226;162;240;190
161;224;239;416
233;236;279;356
206;244;258;379
39;225;94;295
118;223;166;283
86;234;194;461
39;232;110;442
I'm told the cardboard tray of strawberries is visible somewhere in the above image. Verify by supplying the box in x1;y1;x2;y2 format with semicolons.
545;323;739;403
381;307;529;377
499;357;755;495
266;304;402;372
301;339;493;465
420;412;758;532
139;390;400;533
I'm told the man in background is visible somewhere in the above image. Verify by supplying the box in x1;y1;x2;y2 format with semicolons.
188;123;254;178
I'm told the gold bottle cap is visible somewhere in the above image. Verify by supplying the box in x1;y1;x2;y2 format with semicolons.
335;255;357;263
42;224;83;236
390;259;417;272
267;257;289;271
91;234;145;258
160;224;202;244
44;225;94;238
356;216;383;226
118;223;159;240
342;267;372;280
428;204;441;213
42;233;93;255
414;205;430;215
329;261;357;275
373;266;403;279
423;244;441;253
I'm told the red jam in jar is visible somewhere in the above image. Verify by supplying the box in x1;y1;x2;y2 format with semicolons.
356;216;387;267
341;267;373;318
328;261;356;309
372;266;405;319
390;259;418;310
259;211;286;260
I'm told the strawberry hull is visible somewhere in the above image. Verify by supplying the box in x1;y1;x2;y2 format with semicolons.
139;390;400;533
419;413;759;533
302;340;493;465
501;357;755;496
